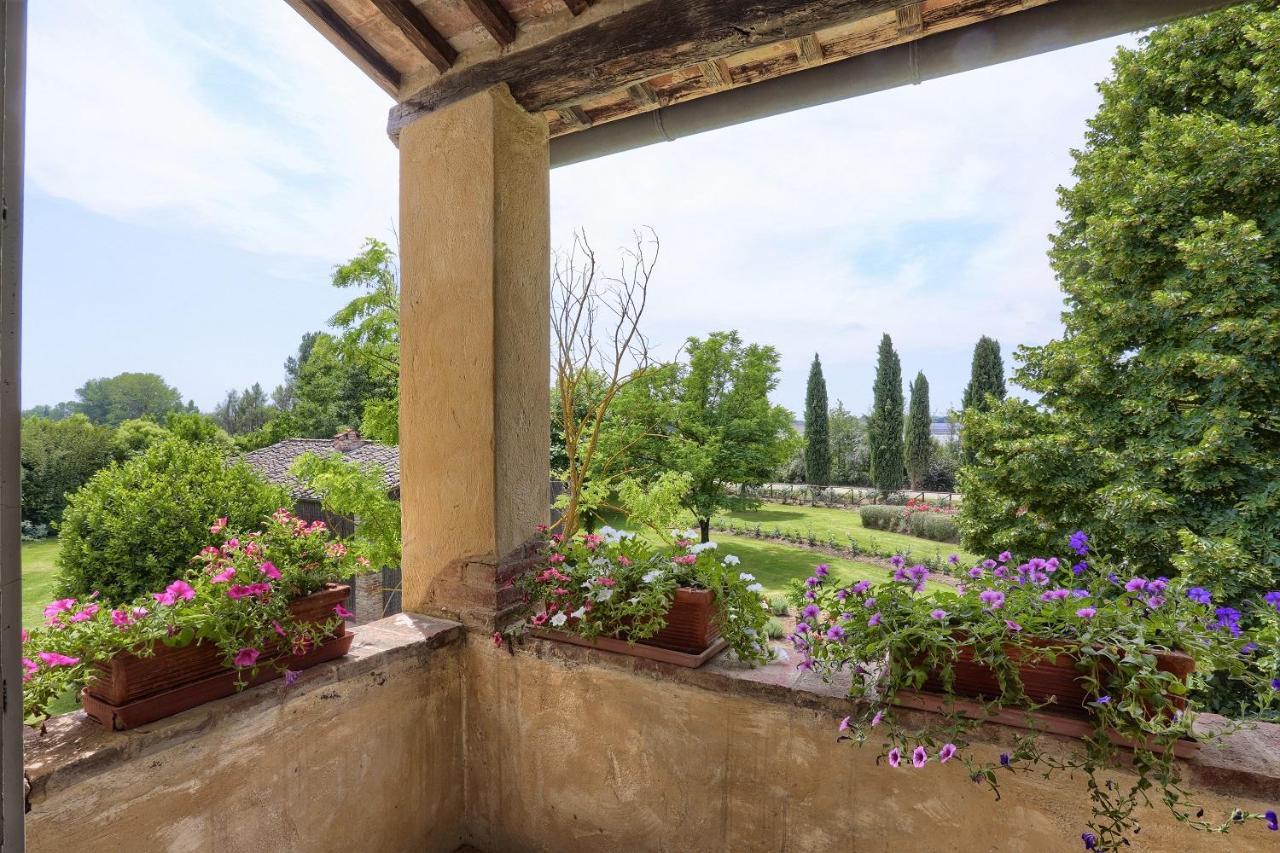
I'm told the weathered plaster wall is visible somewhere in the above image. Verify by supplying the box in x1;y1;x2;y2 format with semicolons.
461;636;1280;853
25;616;467;853
24;620;1279;852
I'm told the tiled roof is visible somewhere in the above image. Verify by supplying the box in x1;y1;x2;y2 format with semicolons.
241;438;400;500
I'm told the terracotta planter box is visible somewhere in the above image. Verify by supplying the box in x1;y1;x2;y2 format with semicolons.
912;639;1194;720
533;586;726;668
81;584;352;730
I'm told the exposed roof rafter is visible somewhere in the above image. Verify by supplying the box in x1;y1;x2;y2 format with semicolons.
298;0;401;92
463;0;518;46
563;0;592;15
369;0;457;73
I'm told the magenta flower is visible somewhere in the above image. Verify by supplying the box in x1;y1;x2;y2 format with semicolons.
939;743;956;763
334;603;354;619
1004;620;1022;632
912;746;928;768
226;585;252;601
825;625;846;640
21;658;37;681
160;580;195;605
997;551;1011;563
871;710;883;727
801;604;821;620
815;564;830;577
37;651;80;667
1123;577;1146;593
930;609;948;621
210;517;228;534
110;609;130;628
233;647;260;667
968;567;984;579
979;590;1005;610
887;748;901;768
867;612;882;627
210;567;236;584
1076;607;1097;619
259;561;281;580
838;716;851;732
283;668;301;687
43;598;77;622
70;604;100;623
273;620;287;638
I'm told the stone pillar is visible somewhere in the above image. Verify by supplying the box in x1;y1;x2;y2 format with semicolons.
352;571;384;623
398;84;549;629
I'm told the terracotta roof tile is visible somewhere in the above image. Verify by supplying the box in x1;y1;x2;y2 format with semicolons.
241;438;400;499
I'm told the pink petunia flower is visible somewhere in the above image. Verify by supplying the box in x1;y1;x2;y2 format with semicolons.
111;609;130;628
259;561;282;580
887;748;901;768
912;746;928;768
273;620;287;638
334;603;353;619
38;651;81;667
1076;607;1097;619
70;604;100;623
43;598;77;622
21;657;38;681
210;567;236;584
210;517;228;534
871;710;884;727
233;648;260;667
939;743;957;763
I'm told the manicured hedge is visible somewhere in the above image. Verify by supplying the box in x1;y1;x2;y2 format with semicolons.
859;505;902;532
859;504;960;544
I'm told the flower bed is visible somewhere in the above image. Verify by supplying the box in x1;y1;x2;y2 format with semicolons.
23;509;368;728
790;531;1280;851
519;526;772;666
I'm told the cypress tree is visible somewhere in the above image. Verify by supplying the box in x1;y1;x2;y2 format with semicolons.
962;336;1006;412
868;334;904;493
803;353;830;486
904;371;932;490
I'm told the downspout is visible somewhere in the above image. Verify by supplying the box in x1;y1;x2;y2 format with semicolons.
550;0;1240;168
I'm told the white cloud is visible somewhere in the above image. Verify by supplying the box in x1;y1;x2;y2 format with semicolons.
26;0;398;265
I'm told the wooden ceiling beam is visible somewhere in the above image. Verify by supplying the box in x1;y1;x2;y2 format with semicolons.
895;2;924;35
369;0;457;73
626;81;660;108
390;0;910;138
298;0;401;92
463;0;518;46
563;0;592;15
796;33;824;66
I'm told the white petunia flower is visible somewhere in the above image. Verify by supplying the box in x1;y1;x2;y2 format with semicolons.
570;607;586;619
642;570;663;584
723;555;741;566
738;571;754;581
689;541;718;554
746;583;764;593
595;587;615;602
550;612;568;627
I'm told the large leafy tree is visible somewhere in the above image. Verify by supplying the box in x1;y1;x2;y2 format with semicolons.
20;414;118;528
75;372;187;426
329;238;401;443
212;383;273;435
867;333;904;493
904;371;932;491
829;402;870;486
960;2;1280;601
803;354;830;487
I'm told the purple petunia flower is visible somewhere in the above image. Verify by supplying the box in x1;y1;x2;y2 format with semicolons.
930;609;948;621
1093;695;1110;705
979;590;1005;611
1004;620;1022;632
1076;607;1097;619
804;589;817;601
890;555;905;568
1082;832;1098;850
997;551;1011;563
1124;577;1147;593
1069;530;1089;556
1266;810;1277;831
999;753;1010;767
1072;561;1088;576
852;580;871;595
912;746;928;768
863;597;877;609
968;567;984;579
939;743;956;764
815;564;830;577
868;612;882;627
887;747;901;768
1041;589;1071;602
1265;591;1280;613
1072;589;1091;598
871;710;883;727
826;625;846;640
982;559;997;570
802;604;821;620
838;716;851;732
1187;587;1212;605
1241;642;1259;655
835;589;849;602
1271;678;1280;692
794;622;810;634
948;554;959;565
1214;607;1243;637
805;576;822;588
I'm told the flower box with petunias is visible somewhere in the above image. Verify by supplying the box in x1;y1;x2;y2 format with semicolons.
519;526;772;666
791;530;1280;852
23;509;369;731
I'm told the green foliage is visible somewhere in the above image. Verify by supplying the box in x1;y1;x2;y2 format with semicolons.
858;505;902;533
212;383;274;436
961;336;1006;412
904;372;932;490
960;4;1280;601
614;471;693;538
289;452;402;571
283;332;395;440
166;411;234;450
113;418;171;457
20;415;118;529
903;511;959;545
55;439;287;602
868;334;904;493
923;439;960;493
23;401;76;421
803;354;830;486
22;510;362;723
829;402;870;486
767;594;790;617
75;372;186;426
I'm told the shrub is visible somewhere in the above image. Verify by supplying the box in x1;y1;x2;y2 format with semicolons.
768;594;790;616
859;505;902;532
55;439;287;602
21;520;48;541
904;512;960;544
764;617;786;640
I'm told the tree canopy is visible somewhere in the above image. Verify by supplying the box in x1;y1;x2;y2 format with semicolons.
803;354;831;486
868;334;904;493
74;372;188;426
961;336;1006;413
904;371;932;491
960;2;1280;601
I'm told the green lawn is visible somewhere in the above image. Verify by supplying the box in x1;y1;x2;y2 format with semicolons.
712;503;983;566
22;538;61;628
705;533;890;598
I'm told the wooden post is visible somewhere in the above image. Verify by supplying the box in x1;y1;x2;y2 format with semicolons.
398;85;550;629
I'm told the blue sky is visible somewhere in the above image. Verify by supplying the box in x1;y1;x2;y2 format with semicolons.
23;1;1135;417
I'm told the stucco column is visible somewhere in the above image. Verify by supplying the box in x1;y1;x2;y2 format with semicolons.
398;84;550;629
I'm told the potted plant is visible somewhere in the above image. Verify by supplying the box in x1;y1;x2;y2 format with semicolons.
520;526;772;667
22;508;370;731
794;530;1280;851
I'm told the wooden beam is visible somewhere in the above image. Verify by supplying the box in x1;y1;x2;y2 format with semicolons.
796;33;824;65
896;2;924;35
557;104;593;128
563;0;591;15
300;0;401;91
369;0;457;73
626;81;660;107
389;0;909;137
699;59;734;89
463;0;518;46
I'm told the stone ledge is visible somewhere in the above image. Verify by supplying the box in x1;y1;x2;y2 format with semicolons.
515;633;1280;804
24;613;464;805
